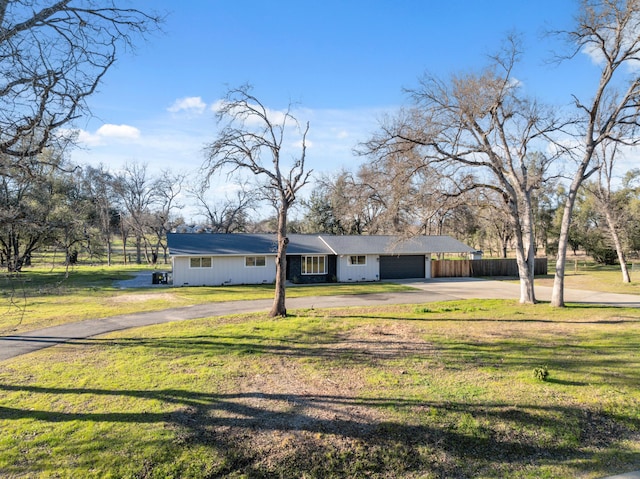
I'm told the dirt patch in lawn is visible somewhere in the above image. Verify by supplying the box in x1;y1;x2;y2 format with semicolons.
110;292;180;303
170;322;448;475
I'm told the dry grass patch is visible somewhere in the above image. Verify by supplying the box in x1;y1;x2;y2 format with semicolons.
108;292;181;304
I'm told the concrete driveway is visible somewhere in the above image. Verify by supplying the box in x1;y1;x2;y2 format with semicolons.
2;277;640;362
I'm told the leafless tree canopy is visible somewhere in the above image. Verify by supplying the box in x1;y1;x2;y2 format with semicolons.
202;85;312;316
549;0;640;306
0;0;160;162
360;37;567;303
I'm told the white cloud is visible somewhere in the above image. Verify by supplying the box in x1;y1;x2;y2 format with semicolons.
583;42;607;66
77;123;141;146
96;124;141;140
168;96;207;114
210;99;225;113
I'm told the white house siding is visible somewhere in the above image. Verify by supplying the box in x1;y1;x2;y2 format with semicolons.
172;255;277;286
336;254;380;282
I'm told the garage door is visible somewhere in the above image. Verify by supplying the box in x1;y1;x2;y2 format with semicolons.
379;255;425;279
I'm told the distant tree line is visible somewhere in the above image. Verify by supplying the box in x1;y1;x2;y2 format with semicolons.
3;144;639;275
0;153;185;271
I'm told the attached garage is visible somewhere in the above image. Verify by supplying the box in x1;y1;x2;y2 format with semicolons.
379;255;426;280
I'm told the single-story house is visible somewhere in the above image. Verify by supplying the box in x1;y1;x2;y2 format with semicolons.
166;233;476;286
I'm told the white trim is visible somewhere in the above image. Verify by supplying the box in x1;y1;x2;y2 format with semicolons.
301;255;327;275
189;257;212;268
317;236;338;254
245;255;267;267
348;255;366;266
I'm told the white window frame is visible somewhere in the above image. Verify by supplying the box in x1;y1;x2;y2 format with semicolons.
245;256;266;267
349;255;367;266
189;257;212;268
302;255;327;275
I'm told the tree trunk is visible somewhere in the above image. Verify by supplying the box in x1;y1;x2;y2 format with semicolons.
136;237;142;264
121;227;128;265
513;196;536;304
270;202;289;317
603;208;631;283
107;237;112;267
552;176;583;307
552;153;596;307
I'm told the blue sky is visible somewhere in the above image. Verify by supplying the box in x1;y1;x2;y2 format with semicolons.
69;1;603;217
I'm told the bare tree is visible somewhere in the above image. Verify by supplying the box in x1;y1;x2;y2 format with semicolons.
588;139;633;282
550;0;640;306
149;169;185;263
362;38;565;303
359;145;478;238
114;162;160;264
190;181;257;233
80;165;119;265
307;170;384;235
0;1;160;167
202;85;311;317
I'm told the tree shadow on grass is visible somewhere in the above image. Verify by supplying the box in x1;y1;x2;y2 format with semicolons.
2;314;639;476
4;320;639;388
0;382;638;478
38;326;635;389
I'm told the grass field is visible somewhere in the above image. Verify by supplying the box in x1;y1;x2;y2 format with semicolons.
536;262;640;295
1;262;639;477
1;300;639;478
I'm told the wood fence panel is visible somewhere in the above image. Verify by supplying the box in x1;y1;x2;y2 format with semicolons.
432;258;547;278
431;259;471;277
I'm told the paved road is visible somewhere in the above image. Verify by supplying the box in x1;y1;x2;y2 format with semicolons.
2;277;640;362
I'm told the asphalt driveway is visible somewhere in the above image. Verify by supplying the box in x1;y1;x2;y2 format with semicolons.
2;277;640;362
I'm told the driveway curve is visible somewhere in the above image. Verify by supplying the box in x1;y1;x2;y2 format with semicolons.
2;277;640;362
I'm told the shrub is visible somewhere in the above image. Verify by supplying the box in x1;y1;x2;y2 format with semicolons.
533;366;549;381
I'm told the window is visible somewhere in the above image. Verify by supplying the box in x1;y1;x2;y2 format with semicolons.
302;255;326;275
349;255;366;265
245;256;266;267
190;257;212;268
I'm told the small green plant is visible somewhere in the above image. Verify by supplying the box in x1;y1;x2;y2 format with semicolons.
533;365;549;381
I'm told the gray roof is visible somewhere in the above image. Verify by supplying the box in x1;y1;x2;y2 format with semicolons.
168;233;475;257
167;233;333;256
319;234;476;255
167;233;278;256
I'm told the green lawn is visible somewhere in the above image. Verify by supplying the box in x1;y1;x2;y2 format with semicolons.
536;262;640;295
1;300;639;478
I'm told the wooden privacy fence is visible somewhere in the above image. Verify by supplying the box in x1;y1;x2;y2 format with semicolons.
431;258;548;278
